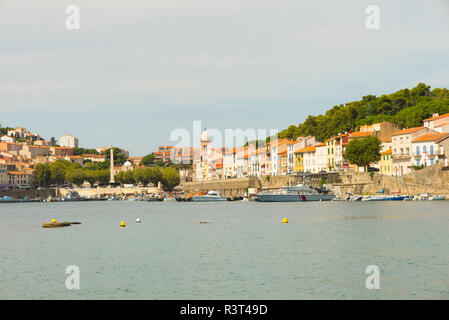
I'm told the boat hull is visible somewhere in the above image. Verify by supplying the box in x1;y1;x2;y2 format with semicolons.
255;194;334;202
192;196;228;202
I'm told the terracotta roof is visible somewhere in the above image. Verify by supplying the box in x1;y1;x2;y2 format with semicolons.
7;171;31;175
412;132;449;143
381;139;392;142
295;146;316;153
392;127;424;136
381;148;392;155
315;142;326;147
423;113;449;121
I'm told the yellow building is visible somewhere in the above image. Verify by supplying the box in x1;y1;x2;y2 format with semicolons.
326;138;335;171
293;150;304;173
380;148;393;175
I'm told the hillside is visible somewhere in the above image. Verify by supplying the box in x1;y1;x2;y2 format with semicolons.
278;83;449;142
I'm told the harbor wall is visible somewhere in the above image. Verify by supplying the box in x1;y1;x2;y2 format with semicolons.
0;188;57;200
58;186;161;197
183;173;340;196
331;164;449;196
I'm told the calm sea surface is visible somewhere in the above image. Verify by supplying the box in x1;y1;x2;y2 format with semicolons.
0;201;448;299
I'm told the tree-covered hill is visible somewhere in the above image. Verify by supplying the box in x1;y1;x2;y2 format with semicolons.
278;83;449;142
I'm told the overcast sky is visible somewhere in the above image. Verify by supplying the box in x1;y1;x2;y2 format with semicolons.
1;0;448;155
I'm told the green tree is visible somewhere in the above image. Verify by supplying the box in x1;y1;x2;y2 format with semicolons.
134;167;151;185
141;153;156;166
160;167;180;191
148;167;162;185
65;168;87;186
49;160;71;185
35;163;51;187
345;136;381;170
105;148;128;165
96;170;110;184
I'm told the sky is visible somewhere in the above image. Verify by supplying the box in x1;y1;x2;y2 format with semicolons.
0;0;448;155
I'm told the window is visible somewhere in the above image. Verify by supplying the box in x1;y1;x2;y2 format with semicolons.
423;145;427;153
430;145;434;155
416;146;420;155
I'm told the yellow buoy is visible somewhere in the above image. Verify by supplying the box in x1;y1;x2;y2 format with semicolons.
120;221;126;227
282;218;288;224
51;219;56;224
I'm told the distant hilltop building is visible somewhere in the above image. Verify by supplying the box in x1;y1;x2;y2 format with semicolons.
59;134;79;148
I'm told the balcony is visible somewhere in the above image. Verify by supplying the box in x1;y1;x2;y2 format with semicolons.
393;153;411;159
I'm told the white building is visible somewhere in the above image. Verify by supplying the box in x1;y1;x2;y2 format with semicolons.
314;143;327;173
411;132;449;167
59;134;79;148
392;127;436;175
1;135;16;143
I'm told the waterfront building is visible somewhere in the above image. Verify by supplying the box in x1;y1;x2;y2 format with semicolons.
332;133;349;171
223;148;237;179
392;126;436;175
326;138;336;171
269;138;290;176
423;113;449;132
7;171;33;188
380;148;393;176
314;143;327;173
411;132;449;167
235;147;249;178
300;146;317;173
0;162;8;189
59;134;79;148
287;141;296;174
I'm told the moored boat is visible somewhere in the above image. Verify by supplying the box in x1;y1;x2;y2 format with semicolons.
192;190;228;202
255;184;334;202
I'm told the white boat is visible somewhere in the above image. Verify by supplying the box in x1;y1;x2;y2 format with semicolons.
192;190;228;202
62;191;85;201
429;195;446;200
255;184;334;202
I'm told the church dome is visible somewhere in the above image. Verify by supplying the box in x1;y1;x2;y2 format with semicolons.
201;129;210;142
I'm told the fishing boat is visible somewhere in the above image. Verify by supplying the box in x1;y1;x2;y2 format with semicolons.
255;184;334;202
191;190;228;202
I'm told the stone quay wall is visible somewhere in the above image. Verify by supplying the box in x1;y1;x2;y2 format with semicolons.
183;173;340;196
331;164;449;196
59;186;161;197
0;188;57;200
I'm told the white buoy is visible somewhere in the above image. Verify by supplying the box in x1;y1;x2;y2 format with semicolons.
136;218;141;223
